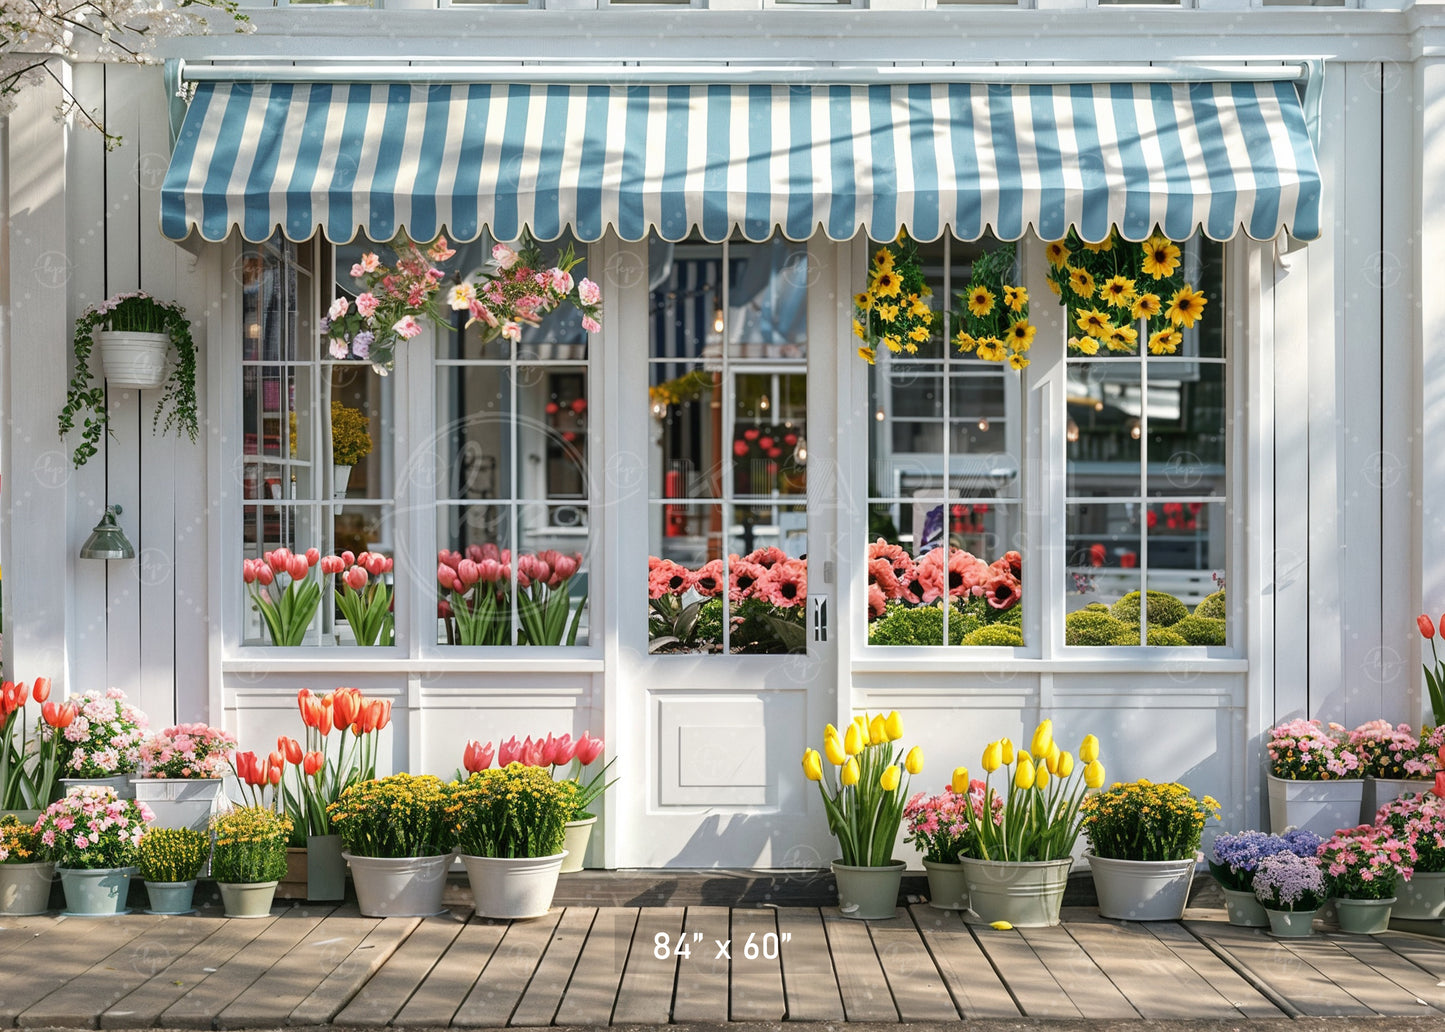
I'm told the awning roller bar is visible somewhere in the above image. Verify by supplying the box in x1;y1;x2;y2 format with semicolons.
176;59;1315;86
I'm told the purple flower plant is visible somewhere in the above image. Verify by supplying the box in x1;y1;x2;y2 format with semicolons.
1209;829;1322;892
1252;851;1327;911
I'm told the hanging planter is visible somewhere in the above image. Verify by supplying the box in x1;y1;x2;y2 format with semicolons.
97;331;170;388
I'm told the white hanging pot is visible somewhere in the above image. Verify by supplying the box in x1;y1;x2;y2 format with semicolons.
96;330;170;389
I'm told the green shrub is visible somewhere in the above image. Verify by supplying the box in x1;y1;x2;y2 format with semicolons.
1065;610;1129;646
1084;602;1111;613
1111;626;1190;647
961;624;1024;647
210;806;292;883
1194;589;1226;620
694;598;725;644
1110;590;1188;627
1173;615;1226;646
868;604;978;646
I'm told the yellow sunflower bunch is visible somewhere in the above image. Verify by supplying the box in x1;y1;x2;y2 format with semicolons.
1047;230;1209;357
854;236;934;366
952;243;1033;371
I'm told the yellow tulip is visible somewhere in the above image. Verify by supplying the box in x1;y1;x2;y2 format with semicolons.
824;723;840;742
989;920;1014;930
1031;719;1054;758
1084;759;1106;789
841;757;860;787
844;724;864;756
1018;748;1032;765
869;714;888;745
885;711;905;740
1000;738;1015;765
1047;742;1062;770
1014;756;1036;790
1056;751;1075;778
1035;764;1050;789
905;746;924;775
802;749;823;782
982;742;1003;772
880;765;901;792
1080;734;1100;763
824;735;847;766
951;767;969;793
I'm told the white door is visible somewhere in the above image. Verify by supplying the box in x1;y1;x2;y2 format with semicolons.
610;235;843;868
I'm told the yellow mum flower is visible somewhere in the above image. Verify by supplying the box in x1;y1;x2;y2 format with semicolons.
1045;241;1070;267
1070;335;1101;356
908;324;930;343
1131;293;1163;321
1008;352;1030;370
1101;275;1136;309
1007;320;1036;351
883;335;903;354
1068;267;1096;298
877;303;899;323
967;286;996;317
954;331;977;353
872;270;902;298
1105;324;1139;352
1075;308;1112;338
857;346;876;365
1148;328;1183;354
1003;285;1028;312
1166;285;1208;329
1141;235;1182;279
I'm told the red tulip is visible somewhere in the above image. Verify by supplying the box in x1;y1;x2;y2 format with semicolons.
1435;771;1445;799
575;732;604;766
235;750;258;785
498;735;522;767
281;736;303;765
463;739;494;774
375;700;392;731
1421;614;1436;639
540;733;561;767
32;677;50;704
732;440;749;457
333;689;358;729
364;553;387;577
303;751;325;777
319;703;333;737
268;761;283;785
267;750;283;772
40;700;59;726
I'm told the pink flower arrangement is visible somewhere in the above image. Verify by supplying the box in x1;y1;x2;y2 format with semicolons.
438;544;586;646
460;730;616;817
324;236;456;373
1347;720;1435;780
35;785;153;869
138;722;237;779
903;778;1003;863
1266;718;1362;781
1316;824;1416;900
330;550;395;647
47;687;149;777
1375;791;1445;873
464;240;604;347
866;540;1021;618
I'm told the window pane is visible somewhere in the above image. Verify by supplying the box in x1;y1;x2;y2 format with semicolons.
437;504;514;646
650;242;719;362
1145;361;1226;496
648;502;725;653
1146;501;1227;646
726;239;808;359
517;503;590;646
651;364;720;500
330;365;389;502
435;365;513;501
1065;501;1143;644
1067;360;1142;498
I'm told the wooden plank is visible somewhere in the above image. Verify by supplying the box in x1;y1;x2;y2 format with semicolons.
610;906;684;1025
1184;919;1372;1018
670;905;732;1023
159;909;330;1029
20;915;217;1028
819;909;898;1022
1144;919;1283;1018
289;916;422;1026
509;907;596;1027
1016;923;1137;1018
1282;934;1440;1017
392;918;511;1028
0;914;161;1025
1330;933;1445;1015
216;907;380;1028
774;907;844;1022
1063;914;1242;1020
728;908;786;1022
101;915;278;1029
332;912;469;1028
1376;929;1445;979
452;909;564;1028
907;905;1018;1018
966;919;1083;1019
864;911;958;1021
0;916;61;958
552;907;638;1026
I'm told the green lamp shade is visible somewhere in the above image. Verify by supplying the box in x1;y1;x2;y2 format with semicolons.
79;505;134;560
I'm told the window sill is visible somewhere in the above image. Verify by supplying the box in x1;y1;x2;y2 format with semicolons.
849;651;1247;675
223;651;604;674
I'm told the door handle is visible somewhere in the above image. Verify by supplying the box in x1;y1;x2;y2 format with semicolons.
811;595;828;643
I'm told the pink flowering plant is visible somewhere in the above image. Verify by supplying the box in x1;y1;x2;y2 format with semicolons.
332;551;395;647
459;238;604;348
1251;851;1328;912
866;540;1023;646
324;236;456;373
648;548;807;654
35;786;153;870
460;730;615;819
243;547;325;646
1347;720;1435;780
903;777;1001;863
438;545;586;646
137;722;237;780
1374;793;1445;874
1266;718;1362;781
47;688;148;777
1316;825;1415;900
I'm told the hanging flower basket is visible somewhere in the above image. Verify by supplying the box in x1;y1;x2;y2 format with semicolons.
97;330;170;389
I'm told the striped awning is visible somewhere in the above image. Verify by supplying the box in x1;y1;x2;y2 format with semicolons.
160;79;1322;245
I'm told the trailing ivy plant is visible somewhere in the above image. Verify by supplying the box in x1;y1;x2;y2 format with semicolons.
58;291;199;467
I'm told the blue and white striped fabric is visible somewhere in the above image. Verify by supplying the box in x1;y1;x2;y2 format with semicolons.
160;79;1321;245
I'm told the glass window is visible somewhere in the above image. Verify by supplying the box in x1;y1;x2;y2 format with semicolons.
647;234;810;654
865;235;1025;648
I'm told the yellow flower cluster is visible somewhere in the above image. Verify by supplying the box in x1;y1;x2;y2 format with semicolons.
449;763;579;859
138;827;210;883
0;814;39;864
211;805;293;847
328;773;456;858
648;368;714;412
853;241;935;366
801;710;921;866
953;244;1032;370
1080;778;1221;862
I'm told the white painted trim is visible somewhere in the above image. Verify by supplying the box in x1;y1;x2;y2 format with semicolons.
850;657;1249;673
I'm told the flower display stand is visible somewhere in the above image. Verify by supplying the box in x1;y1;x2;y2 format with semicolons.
1392;870;1445;920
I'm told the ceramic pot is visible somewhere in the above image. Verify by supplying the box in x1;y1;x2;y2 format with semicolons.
96;330;169;389
1334;896;1395;934
145;879;197;915
131;778;226;831
1392;869;1445;920
1264;907;1318;937
345;852;453;917
1087;852;1197;922
831;859;905;920
58;866;135;916
333;464;352;499
461;852;566;920
560;816;597;874
960;856;1072;928
1220;886;1270;927
1266;774;1363;838
921;859;970;911
0;861;54;915
218;880;278;918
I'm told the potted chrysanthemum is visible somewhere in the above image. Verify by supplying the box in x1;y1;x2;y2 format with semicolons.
1375;792;1445;920
210;806;292;918
35;786;153;916
1265;719;1363;837
0;814;54;916
1318;824;1416;934
327;774;454;918
137;827;209;915
50;688;149;798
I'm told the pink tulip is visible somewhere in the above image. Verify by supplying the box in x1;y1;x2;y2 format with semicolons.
521;736;547;766
345;566;368;591
287;554;310;581
463;739;494;774
498;735;522;766
381;557;395;573
552;554;579;583
305;547;320;567
466;545;484;563
268;548;291;574
364;553;387;576
243;559;257;584
320;555;344;576
575;732;604;766
256;564;275;586
553;733;577;766
439;550;460;571
478;558;503;583
342;550;356;566
458;559;481;589
541;733;561;766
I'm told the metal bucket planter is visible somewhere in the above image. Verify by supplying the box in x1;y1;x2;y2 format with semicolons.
0;861;54;915
1220;887;1270;927
1334;896;1395;934
345;852;452;917
921;859;970;911
831;860;905;920
132;779;226;831
59;775;135;800
462;852;567;920
1087;852;1198;922
58;866;135;916
218;880;278;918
560;816;597;874
1392;870;1445;920
1266;774;1363;838
96;330;170;389
1264;908;1318;937
145;879;197;915
960;856;1072;928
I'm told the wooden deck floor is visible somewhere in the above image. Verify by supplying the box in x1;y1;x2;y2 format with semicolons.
2;900;1443;1027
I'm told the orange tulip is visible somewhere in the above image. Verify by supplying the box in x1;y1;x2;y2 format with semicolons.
318;700;333;736
281;736;303;765
1421;615;1437;639
267;761;283;785
268;749;283;771
376;699;392;731
333;688;359;729
58;702;78;728
31;678;50;704
303;751;324;777
40;699;58;726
